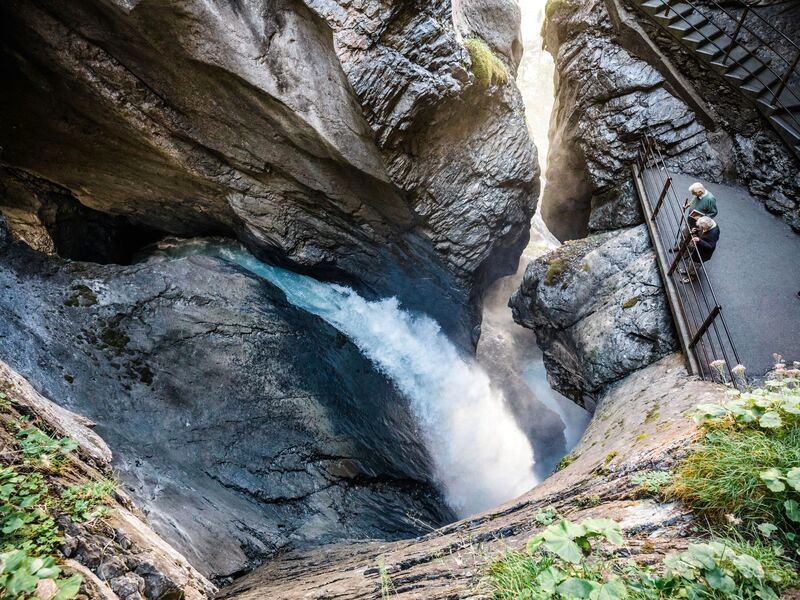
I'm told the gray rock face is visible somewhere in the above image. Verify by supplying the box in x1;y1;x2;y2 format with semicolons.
0;0;538;336
307;0;539;290
0;226;450;580
510;225;677;409
540;0;723;240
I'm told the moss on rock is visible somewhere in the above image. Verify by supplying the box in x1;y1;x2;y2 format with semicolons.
464;37;508;88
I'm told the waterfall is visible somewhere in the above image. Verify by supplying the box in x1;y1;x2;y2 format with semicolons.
148;238;537;518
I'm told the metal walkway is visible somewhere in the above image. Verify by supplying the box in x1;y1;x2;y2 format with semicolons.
633;134;800;380
634;0;800;158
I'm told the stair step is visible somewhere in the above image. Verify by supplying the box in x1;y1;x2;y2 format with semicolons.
666;12;709;33
683;23;728;47
708;45;748;67
725;56;768;82
741;69;781;95
757;87;800;112
640;0;668;16
769;113;800;143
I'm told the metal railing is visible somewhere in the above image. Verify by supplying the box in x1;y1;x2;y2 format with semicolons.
632;131;743;382
637;0;800;152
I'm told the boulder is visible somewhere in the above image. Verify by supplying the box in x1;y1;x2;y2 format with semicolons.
510;225;678;409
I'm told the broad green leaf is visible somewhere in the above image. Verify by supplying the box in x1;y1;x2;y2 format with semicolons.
696;403;728;417
581;518;623;545
535;566;566;594
781;399;800;415
757;523;778;538
556;577;595;598
541;521;584;564
704;568;736;593
526;534;543;554
760;468;786;493
2;515;25;534
53;574;83;600
594;578;629;600
784;499;800;523
732;553;764;579
759;412;783;428
786;468;800;492
683;544;717;570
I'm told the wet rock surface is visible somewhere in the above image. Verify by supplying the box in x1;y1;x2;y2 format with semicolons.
0;360;216;600
510;225;677;409
0;0;538;336
0;224;451;580
219;355;720;599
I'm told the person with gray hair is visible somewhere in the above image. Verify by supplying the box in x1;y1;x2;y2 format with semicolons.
684;182;718;221
680;215;720;283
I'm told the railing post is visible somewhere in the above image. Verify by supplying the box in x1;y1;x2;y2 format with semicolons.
652;177;672;219
722;6;748;65
667;232;694;275
772;49;800;106
689;306;722;348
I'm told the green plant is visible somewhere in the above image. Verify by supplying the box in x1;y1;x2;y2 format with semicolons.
0;550;81;600
631;471;671;496
533;507;561;526
0;393;10;411
543;258;567;286
0;467;61;555
464;37;508;88
59;481;114;523
487;519;792;599
377;558;395;599
16;427;78;467
671;372;800;537
488;518;626;599
555;453;577;471
631;539;790;598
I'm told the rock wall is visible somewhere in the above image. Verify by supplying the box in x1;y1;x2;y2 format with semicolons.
0;360;216;600
218;355;721;599
0;0;539;338
540;0;723;240
510;224;677;409
540;0;800;240
0;220;451;581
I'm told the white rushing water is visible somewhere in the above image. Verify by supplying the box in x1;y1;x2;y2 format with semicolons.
155;240;538;518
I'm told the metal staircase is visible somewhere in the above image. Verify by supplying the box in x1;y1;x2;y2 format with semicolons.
634;0;800;158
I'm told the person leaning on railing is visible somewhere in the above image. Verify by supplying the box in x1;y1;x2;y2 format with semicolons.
680;216;720;284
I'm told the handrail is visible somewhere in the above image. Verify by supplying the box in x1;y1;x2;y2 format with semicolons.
633;131;744;383
656;0;800;110
641;0;800;151
720;0;800;55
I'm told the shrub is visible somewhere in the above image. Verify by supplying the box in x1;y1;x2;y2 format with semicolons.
670;371;800;539
487;518;793;599
464;37;508;88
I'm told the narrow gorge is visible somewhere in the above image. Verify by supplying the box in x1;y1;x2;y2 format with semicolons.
1;0;799;599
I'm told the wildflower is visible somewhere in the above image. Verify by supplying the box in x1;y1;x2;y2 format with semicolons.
731;364;746;376
775;363;786;371
709;359;726;370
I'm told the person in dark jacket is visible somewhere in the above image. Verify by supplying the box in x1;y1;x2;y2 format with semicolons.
681;216;720;283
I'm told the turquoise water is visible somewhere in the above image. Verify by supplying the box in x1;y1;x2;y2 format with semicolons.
147;238;538;517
